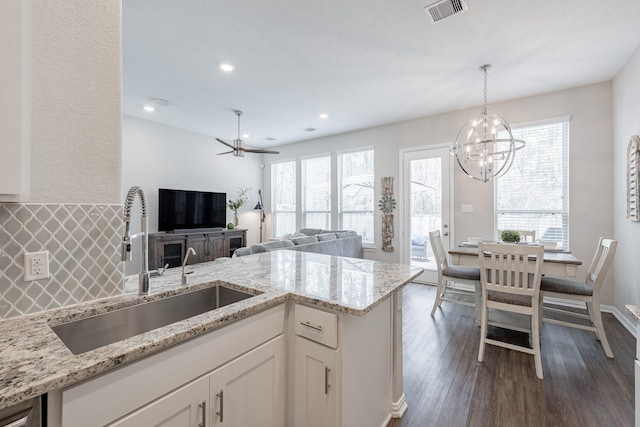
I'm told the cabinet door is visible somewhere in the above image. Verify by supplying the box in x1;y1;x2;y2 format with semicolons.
210;336;285;427
0;0;30;201
209;235;226;260
186;235;207;264
294;336;339;427
107;376;208;427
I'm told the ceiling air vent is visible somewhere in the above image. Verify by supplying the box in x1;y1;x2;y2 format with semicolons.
264;137;277;141
304;127;317;133
424;0;468;24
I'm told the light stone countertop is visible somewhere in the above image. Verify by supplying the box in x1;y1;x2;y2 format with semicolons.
626;305;640;321
0;250;422;410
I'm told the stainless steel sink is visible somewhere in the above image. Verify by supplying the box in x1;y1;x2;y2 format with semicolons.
50;285;256;355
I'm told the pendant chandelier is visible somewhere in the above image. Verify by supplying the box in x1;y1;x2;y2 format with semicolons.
451;64;525;183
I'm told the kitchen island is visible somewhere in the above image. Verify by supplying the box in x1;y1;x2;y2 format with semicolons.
0;251;421;426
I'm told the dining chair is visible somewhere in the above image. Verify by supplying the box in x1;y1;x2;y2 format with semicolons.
429;230;481;318
497;229;536;242
477;242;545;379
540;237;618;358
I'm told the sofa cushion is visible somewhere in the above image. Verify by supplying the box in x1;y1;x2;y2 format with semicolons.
299;228;323;236
253;240;295;253
250;244;267;253
291;235;319;245
233;247;253;257
317;233;337;241
335;230;358;239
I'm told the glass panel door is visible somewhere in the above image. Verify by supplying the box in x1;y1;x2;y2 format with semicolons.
402;147;452;284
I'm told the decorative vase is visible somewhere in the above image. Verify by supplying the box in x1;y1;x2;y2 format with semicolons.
234;211;239;227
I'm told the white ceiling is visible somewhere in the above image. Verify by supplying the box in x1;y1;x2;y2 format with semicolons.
122;0;640;149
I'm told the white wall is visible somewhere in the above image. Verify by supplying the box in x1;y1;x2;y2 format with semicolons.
266;83;615;303
30;0;121;203
613;46;640;321
122;116;264;244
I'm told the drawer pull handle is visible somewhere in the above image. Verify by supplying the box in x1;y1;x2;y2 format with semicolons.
217;390;224;422
199;401;206;427
325;366;331;395
300;321;323;332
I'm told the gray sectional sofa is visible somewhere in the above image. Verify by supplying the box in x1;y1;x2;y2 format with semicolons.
233;228;362;259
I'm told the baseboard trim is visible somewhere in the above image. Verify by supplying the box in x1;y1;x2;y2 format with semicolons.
391;393;408;418
611;306;637;338
380;413;393;427
543;296;637;338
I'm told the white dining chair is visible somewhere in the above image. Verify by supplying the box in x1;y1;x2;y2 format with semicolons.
429;230;481;318
540;237;618;358
477;242;545;379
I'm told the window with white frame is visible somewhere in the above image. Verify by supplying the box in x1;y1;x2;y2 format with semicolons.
494;119;569;248
339;149;374;244
302;155;332;229
271;160;297;237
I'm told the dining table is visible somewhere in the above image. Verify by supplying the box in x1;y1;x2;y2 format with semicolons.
449;244;582;277
448;243;582;324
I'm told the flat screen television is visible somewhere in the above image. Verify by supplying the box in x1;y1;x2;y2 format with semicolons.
158;188;227;232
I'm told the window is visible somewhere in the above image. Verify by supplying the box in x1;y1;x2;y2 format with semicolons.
271;160;296;237
302;155;332;229
339;149;374;244
494;119;569;248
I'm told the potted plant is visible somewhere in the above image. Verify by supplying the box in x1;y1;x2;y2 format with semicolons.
501;230;521;244
227;187;250;227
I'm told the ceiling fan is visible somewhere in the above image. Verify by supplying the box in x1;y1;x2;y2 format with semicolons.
216;110;280;157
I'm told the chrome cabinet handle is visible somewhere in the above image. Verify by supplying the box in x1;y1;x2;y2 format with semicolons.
216;390;224;422
324;366;331;395
198;401;206;427
300;321;323;332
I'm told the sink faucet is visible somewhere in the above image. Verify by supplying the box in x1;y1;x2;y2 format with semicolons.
122;186;150;295
182;247;196;285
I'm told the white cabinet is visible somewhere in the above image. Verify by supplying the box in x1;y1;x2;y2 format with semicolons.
290;299;394;427
108;336;284;427
107;376;208;427
210;336;285;426
0;0;31;201
49;305;285;427
294;335;338;427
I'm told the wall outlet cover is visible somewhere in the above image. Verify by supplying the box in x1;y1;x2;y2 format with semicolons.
24;251;50;281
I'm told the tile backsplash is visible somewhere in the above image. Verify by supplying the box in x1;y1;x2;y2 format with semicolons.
0;203;124;319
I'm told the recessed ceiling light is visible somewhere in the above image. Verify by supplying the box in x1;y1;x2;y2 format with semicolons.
143;105;155;112
219;63;235;72
242;133;250;138
318;113;329;119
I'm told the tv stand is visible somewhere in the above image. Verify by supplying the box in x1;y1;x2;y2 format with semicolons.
166;227;224;234
148;229;246;270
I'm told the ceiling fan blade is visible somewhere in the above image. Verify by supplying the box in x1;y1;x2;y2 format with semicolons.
215;138;235;149
217;150;234;155
243;148;280;154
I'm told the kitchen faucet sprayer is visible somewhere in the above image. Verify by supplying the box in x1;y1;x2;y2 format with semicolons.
122;186;150;294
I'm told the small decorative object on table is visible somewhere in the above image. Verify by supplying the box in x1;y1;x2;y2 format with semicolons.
227;187;251;227
500;230;521;243
227;223;235;230
379;177;396;252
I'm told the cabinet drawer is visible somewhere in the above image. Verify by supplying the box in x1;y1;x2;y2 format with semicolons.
295;304;338;348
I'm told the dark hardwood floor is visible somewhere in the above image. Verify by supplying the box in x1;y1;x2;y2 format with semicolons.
387;283;635;427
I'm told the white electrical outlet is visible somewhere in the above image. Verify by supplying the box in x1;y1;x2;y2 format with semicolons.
24;251;50;281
